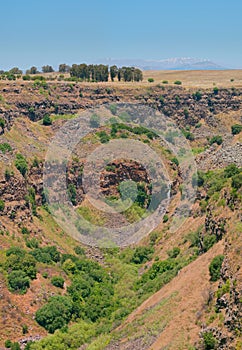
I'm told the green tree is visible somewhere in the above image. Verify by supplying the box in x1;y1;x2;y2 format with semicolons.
59;64;70;73
110;65;118;81
35;296;73;333
42;65;54;73
9;67;23;75
26;66;38;74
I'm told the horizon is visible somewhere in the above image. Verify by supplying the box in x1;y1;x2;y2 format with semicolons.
1;0;242;71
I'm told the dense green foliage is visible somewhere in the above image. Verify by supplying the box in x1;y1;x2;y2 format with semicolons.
15;153;28;176
209;255;224;281
35;296;73;333
0;142;12;153
209;135;223;145
231;124;242;135
69;64;142;82
30;246;61;264
43;114;52;126
51;276;65;288
202;331;217;349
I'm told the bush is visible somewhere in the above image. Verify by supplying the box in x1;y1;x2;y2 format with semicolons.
231;124;242;135
8;270;30;293
209;255;224;281
15;154;28;176
22;324;28;334
43;114;52;126
0;199;5;212
203;234;217;252
167;247;180;258
131;246;154;264
162;80;168;84
213;87;219;95
202;331;217;349
193;91;202;101
74;246;85;256
35;296;73;333
30;246;60;264
0;117;5;129
163;214;169;223
224;164;239;178
232;173;242;189
97;131;110;143
0;142;12;153
10;343;21;350
5;340;12;348
209;135;223;146
171;157;179;166
174;80;182;85
148;78;154;83
51;276;65;288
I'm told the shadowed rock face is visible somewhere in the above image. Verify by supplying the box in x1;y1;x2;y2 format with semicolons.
100;159;151;198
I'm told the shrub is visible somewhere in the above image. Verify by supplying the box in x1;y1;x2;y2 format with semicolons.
202;331;217;349
68;183;77;205
74;246;85;256
148;78;154;83
51;276;65;288
30;246;60;264
209;255;224;281
0;142;12;153
22;324;28;334
8;270;30;293
131;246;154;264
174;80;182;85
163;214;169;223
35;296;73;333
15;154;28;176
203;234;217;252
209;135;223;145
193;91;202;101
0;199;5;212
97;131;110;143
10;343;21;350
21;227;30;235
224;164;239;178
43;114;52;126
162;80;168;84
232;173;242;189
213;87;219;95
0;117;5;129
231;124;242;135
171;157;179;166
5;340;12;348
167;247;180;258
5;169;13;181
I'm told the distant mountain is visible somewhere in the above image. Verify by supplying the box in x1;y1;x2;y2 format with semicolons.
97;57;225;70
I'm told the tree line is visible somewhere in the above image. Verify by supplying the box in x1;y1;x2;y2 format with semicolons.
0;64;143;82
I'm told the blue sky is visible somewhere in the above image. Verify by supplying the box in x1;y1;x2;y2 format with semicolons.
1;0;242;70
